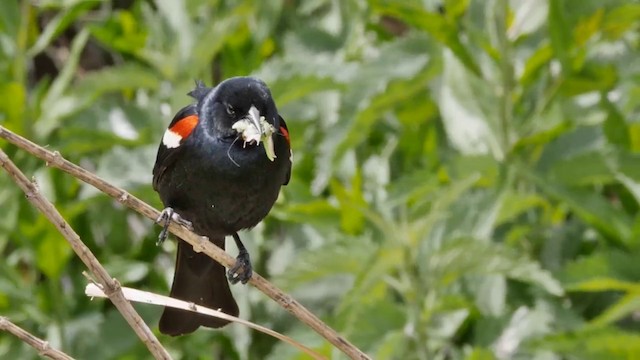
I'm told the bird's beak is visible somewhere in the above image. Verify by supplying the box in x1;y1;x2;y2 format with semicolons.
246;105;264;136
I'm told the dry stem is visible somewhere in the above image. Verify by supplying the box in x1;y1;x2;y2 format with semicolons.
0;125;370;360
0;317;75;360
0;147;171;360
85;283;326;360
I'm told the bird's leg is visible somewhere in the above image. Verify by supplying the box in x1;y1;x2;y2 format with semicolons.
156;207;193;246
227;233;253;284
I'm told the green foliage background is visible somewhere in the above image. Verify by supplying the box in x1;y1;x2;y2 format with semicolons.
1;0;640;359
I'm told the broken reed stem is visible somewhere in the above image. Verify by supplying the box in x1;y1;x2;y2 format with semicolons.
0;316;75;360
84;283;325;360
0;125;370;360
0;148;171;360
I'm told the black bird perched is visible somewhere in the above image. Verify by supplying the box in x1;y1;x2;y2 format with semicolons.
152;77;291;336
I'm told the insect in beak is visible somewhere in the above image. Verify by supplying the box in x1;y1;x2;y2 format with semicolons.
231;105;277;161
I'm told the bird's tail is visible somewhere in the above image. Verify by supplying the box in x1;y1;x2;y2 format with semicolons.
159;237;238;336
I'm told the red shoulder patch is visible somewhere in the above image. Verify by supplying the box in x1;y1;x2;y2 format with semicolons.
280;126;290;145
169;115;198;139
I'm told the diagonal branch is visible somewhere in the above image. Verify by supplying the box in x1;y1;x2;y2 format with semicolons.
0;148;172;360
0;316;75;360
0;125;370;360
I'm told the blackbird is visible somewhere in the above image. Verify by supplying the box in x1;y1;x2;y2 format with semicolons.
152;77;291;336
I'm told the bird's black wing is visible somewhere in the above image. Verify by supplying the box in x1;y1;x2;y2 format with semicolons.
152;104;199;191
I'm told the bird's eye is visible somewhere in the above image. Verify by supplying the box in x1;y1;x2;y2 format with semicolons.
226;103;235;116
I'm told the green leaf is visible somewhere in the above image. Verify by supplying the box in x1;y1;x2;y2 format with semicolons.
336;66;433;160
547;151;614;186
566;277;639;293
374;330;409;360
26;1;96;57
427;239;564;296
465;348;497;360
602;98;631;149
439;50;502;159
496;191;548;225
269;76;343;107
411;174;481;239
427;307;470;340
188;5;250;72
548;0;572;72
603;4;640;39
520;44;553;86
80;145;156;198
371;0;481;75
74;63;161;94
37;28;90;139
524;168;634;247
493;304;554;359
561;250;640;285
36;232;72;279
277;236;377;286
0;82;26;132
537;328;640;359
561;63;618;96
103;258;150;283
330;172;367;234
89;10;148;54
0;0;19;38
276;200;340;225
312;33;432;191
472;275;506;316
509;0;548;40
343;300;407;350
616;173;640;206
154;0;193;60
536;125;604;174
589;292;640;328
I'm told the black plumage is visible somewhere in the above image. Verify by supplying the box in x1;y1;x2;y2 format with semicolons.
152;77;291;336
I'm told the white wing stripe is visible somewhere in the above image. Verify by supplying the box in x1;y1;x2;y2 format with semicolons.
162;129;182;148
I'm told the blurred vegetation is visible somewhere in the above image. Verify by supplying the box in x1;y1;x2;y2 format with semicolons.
1;0;640;359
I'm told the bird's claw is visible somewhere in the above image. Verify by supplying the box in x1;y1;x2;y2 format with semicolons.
227;250;252;284
156;207;193;246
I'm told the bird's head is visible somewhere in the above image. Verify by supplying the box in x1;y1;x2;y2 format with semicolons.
193;77;280;158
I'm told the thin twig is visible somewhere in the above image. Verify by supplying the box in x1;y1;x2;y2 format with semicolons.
0;125;370;360
0;316;75;360
0;148;172;360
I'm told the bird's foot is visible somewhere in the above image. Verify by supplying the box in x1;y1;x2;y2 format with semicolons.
156;207;193;246
228;249;252;284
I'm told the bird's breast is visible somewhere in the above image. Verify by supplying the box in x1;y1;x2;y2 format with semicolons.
162;137;286;235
